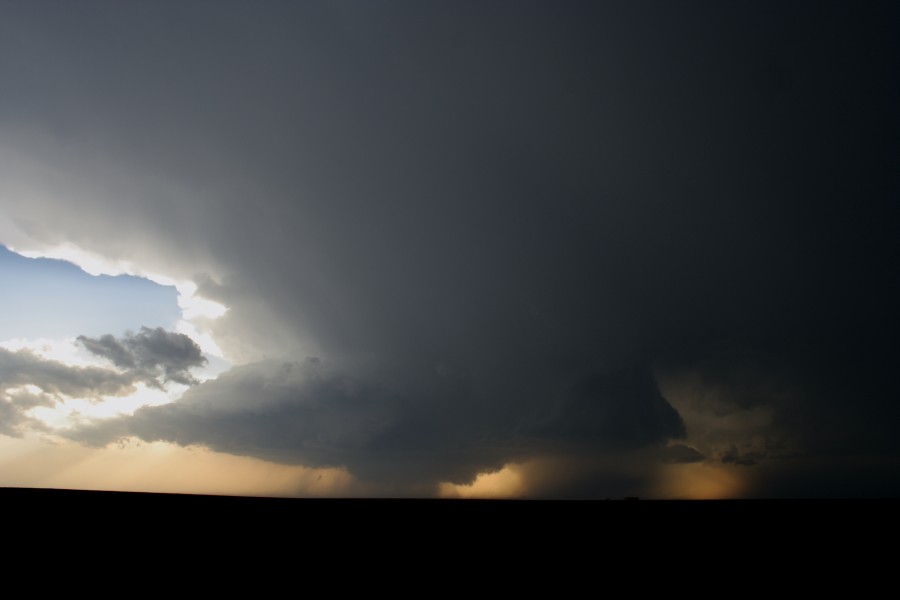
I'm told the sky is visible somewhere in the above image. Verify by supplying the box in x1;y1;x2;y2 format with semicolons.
0;245;179;338
0;1;898;498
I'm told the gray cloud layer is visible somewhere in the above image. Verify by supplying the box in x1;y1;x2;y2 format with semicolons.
78;327;206;388
0;347;135;399
0;347;134;436
71;358;684;486
0;330;205;436
1;3;898;495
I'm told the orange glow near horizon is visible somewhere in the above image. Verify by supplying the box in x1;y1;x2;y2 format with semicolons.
439;456;751;500
439;464;526;499
0;436;358;497
653;462;747;499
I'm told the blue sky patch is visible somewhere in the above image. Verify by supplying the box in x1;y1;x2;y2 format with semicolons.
0;245;180;340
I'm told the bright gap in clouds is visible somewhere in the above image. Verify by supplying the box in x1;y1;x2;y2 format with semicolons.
1;243;228;355
0;243;229;431
0;243;361;497
0;245;180;339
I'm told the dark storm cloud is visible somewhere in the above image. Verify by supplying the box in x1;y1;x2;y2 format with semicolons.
1;2;898;494
662;445;705;465
78;327;206;388
71;357;685;486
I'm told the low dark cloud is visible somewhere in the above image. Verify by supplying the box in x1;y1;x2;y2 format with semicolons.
656;340;900;494
78;327;206;388
662;444;706;465
71;357;685;487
